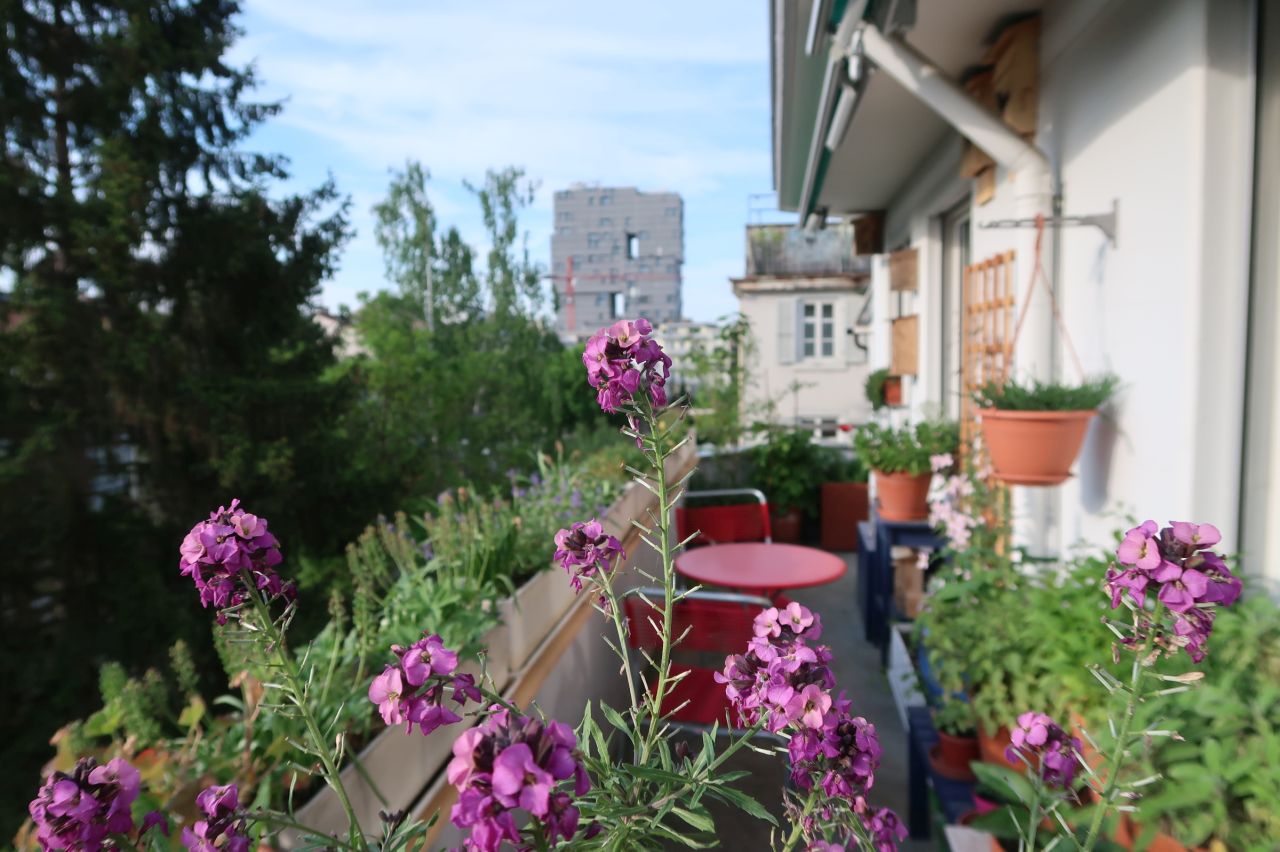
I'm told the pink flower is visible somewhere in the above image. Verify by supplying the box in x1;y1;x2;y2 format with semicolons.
368;666;407;726
368;634;474;735
789;684;833;729
1116;520;1161;570
1170;521;1221;550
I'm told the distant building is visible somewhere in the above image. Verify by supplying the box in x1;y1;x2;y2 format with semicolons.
551;185;683;339
653;319;720;390
731;223;871;439
313;309;367;359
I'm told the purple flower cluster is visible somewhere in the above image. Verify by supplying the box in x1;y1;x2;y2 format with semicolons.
716;602;836;733
368;633;480;736
553;519;624;592
29;757;162;851
1104;520;1242;661
447;708;591;852
1004;712;1082;790
860;806;908;852
181;784;249;852
582;318;671;413
179;499;294;623
787;695;884;800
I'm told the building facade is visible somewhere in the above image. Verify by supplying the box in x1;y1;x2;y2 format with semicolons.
550;185;683;339
732;223;872;440
772;0;1280;585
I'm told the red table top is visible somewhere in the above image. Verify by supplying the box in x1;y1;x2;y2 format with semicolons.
674;542;847;592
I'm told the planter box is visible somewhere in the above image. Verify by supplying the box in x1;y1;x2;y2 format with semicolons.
820;482;868;551
500;566;580;671
887;623;925;729
288;627;508;841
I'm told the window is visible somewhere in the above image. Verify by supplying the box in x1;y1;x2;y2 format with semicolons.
587;232;602;249
626;233;639;259
802;301;835;358
599;217;612;227
610;292;625;318
665;206;679;218
600;194;613;206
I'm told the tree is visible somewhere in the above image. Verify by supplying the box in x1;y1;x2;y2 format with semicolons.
465;166;545;318
0;0;367;830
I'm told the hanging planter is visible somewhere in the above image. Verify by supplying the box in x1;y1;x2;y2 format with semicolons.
974;376;1118;486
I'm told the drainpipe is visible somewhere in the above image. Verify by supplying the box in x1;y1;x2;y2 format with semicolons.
859;24;1059;555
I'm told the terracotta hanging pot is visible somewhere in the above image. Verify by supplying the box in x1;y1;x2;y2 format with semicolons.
978;408;1097;485
873;470;931;521
883;376;903;406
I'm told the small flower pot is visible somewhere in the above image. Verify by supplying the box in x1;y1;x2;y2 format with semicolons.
930;729;979;781
977;725;1019;769
820;482;869;550
770;507;803;543
873;470;932;521
978;408;1097;486
884;376;903;406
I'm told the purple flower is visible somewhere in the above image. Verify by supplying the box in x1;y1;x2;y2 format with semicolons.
29;757;142;851
582;317;672;413
179;499;294;624
447;707;591;851
181;783;249;852
789;700;883;799
1105;519;1241;662
368;633;475;736
861;807;907;852
553;520;624;592
1005;712;1082;789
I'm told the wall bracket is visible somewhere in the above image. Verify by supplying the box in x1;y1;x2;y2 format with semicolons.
979;198;1119;248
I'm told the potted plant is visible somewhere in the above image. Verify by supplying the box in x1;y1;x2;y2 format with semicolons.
931;698;980;781
864;368;902;410
974;375;1118;485
747;426;824;542
819;447;869;550
853;420;958;521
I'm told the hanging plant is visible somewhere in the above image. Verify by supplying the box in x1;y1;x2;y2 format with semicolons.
974;375;1118;485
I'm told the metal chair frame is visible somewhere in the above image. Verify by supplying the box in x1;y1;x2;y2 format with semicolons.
677;487;773;545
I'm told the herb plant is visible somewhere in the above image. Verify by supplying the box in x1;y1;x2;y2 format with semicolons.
853;420;959;476
973;375;1118;411
864;368;892;411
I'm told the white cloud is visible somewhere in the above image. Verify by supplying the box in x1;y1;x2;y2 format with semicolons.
233;0;772;321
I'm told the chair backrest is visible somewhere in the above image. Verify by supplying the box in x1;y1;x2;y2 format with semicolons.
675;489;772;546
622;587;773;655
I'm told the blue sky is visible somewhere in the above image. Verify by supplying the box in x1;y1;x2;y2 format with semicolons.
230;1;788;322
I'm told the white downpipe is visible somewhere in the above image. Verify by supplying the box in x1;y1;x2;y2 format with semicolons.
860;24;1058;556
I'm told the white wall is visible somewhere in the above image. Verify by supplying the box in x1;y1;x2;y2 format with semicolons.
872;0;1260;570
737;285;873;430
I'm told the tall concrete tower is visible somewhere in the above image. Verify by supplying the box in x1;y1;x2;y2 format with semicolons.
550;185;683;339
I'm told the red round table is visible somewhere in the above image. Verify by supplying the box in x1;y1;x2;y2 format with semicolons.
674;542;846;597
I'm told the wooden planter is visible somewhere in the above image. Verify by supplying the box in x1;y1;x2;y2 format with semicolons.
285;438;700;846
820;482;869;550
873;470;931;521
979;408;1097;485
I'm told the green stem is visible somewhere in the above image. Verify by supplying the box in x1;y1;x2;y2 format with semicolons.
596;567;640;719
1081;611;1152;852
780;787;821;852
1025;785;1042;852
244;584;369;851
638;401;679;764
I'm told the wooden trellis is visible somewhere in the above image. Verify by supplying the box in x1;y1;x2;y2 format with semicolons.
960;251;1015;450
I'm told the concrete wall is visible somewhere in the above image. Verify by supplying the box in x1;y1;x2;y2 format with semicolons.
877;0;1264;574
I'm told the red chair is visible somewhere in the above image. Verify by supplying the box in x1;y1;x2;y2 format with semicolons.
674;488;772;549
622;586;775;730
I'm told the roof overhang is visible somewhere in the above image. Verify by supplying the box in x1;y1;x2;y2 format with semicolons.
772;0;1046;218
731;275;869;298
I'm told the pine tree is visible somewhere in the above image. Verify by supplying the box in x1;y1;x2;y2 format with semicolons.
0;1;363;829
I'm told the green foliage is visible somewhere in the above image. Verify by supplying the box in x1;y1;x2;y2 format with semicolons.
974;374;1118;411
1131;595;1280;850
853;420;959;475
864;368;892;411
682;314;754;448
745;427;827;516
933;697;977;737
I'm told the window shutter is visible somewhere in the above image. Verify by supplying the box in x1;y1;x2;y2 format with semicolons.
778;299;795;365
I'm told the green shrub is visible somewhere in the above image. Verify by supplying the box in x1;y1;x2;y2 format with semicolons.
973;375;1118;411
853;420;959;475
865;368;891;411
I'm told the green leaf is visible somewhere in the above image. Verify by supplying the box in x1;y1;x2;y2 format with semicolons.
712;785;778;824
972;762;1036;806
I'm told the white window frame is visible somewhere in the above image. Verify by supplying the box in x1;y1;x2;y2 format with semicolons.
800;300;837;360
